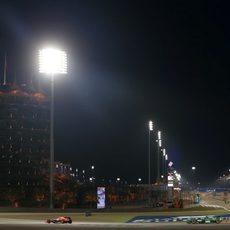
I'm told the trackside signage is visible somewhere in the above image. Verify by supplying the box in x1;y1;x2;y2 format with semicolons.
97;187;105;209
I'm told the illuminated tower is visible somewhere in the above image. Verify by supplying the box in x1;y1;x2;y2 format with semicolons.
0;80;50;206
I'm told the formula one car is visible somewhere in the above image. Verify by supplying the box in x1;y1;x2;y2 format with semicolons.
187;216;223;224
46;216;72;224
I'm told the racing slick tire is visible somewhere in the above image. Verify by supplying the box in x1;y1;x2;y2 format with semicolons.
191;218;197;224
216;219;221;224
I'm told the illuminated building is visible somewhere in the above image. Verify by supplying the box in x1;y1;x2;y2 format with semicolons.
0;82;50;203
55;162;73;175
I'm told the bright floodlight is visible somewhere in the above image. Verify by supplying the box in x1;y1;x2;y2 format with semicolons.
192;166;196;170
149;121;153;131
158;139;162;147
158;131;161;140
39;48;67;74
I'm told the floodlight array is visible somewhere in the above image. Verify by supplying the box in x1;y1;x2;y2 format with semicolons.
39;48;67;74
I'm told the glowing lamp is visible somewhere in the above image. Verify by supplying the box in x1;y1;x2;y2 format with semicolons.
149;121;153;131
39;48;67;74
158;131;161;140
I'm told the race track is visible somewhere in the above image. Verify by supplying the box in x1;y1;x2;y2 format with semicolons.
1;218;230;230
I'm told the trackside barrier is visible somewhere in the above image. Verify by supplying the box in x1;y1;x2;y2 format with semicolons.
127;214;230;223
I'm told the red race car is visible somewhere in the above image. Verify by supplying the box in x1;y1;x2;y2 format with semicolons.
46;216;72;224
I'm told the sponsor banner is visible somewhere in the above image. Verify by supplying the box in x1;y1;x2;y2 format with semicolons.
97;187;105;209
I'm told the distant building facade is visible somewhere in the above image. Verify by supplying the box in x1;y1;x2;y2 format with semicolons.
0;83;50;205
55;162;73;175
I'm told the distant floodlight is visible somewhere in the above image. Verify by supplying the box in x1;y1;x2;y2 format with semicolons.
158;131;161;140
149;121;153;131
39;48;67;74
159;139;162;147
192;166;196;171
165;154;168;161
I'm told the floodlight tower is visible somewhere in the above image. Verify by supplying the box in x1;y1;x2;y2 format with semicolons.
191;166;196;190
162;148;166;182
148;120;153;206
148;121;153;184
39;48;67;209
157;131;162;184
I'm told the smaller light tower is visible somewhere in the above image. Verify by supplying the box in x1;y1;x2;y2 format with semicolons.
162;148;166;183
191;166;196;190
91;165;95;183
157;131;162;183
148;121;153;185
148;121;153;206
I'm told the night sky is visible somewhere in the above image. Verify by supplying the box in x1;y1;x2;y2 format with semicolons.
0;0;229;186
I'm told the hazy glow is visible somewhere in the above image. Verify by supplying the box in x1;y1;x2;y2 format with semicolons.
39;48;67;74
149;121;153;131
175;173;181;181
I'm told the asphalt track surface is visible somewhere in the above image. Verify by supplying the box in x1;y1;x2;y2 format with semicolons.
1;219;230;230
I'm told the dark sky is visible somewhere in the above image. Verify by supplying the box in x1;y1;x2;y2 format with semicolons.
0;0;229;186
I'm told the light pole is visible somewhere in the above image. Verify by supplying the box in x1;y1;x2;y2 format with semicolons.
39;48;67;209
148;120;153;206
82;170;85;182
162;148;166;183
76;168;79;182
165;153;168;185
191;166;196;190
91;165;95;182
157;131;162;184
